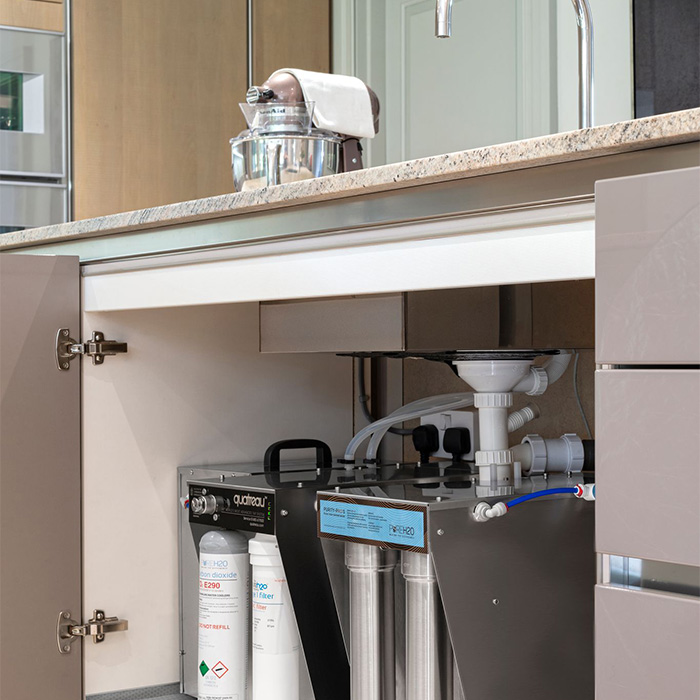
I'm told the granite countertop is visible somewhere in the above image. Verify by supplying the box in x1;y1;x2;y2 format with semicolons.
3;108;700;251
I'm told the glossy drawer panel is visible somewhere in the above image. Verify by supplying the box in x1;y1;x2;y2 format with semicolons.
596;369;700;566
596;167;700;364
596;585;700;700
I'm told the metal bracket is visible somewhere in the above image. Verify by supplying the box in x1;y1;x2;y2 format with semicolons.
56;329;128;371
57;609;129;654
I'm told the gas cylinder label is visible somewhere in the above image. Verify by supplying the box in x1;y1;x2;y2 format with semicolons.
198;552;249;700
317;495;427;552
251;571;300;655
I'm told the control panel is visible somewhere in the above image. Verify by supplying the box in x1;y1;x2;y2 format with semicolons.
188;484;275;534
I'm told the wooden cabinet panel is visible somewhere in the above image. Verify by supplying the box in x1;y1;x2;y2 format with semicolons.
252;0;330;83
0;0;64;32
72;0;248;220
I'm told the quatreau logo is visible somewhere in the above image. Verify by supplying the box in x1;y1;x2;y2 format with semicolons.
233;493;267;509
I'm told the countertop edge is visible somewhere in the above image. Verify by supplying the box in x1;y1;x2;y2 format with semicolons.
2;109;700;251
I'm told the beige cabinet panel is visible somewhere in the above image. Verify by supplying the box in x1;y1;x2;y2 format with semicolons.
0;255;81;700
596;585;700;700
596;167;700;364
596;369;700;566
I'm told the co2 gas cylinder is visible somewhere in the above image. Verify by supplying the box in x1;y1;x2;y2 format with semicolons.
249;533;300;700
198;530;249;700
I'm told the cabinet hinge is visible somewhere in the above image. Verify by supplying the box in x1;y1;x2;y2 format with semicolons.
56;329;128;371
57;609;129;654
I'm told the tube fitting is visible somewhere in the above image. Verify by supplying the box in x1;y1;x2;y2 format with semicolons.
575;483;596;501
473;501;508;522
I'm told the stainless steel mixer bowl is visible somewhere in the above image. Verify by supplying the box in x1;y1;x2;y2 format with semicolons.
230;132;342;192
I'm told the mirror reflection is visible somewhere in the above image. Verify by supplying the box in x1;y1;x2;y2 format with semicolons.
333;0;636;167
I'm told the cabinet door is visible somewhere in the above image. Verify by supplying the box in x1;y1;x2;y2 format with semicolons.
72;0;248;219
596;166;700;364
0;255;81;700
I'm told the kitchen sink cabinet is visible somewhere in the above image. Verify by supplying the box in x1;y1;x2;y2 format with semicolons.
71;0;331;221
0;0;64;32
0;163;698;698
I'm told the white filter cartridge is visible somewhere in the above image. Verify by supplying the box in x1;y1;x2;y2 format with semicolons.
198;530;249;700
249;533;300;700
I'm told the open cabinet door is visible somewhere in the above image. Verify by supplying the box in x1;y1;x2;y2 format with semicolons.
0;255;82;700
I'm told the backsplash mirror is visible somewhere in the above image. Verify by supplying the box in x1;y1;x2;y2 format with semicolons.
333;0;635;167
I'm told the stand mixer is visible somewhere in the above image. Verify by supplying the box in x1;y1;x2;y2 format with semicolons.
230;70;380;192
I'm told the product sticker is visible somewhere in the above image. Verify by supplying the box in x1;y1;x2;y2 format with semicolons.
318;496;427;551
198;552;249;700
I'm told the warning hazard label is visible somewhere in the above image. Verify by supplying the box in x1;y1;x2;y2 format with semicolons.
199;660;209;676
212;661;229;678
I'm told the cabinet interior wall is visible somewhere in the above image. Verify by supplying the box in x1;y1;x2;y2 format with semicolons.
81;301;353;694
81;277;595;694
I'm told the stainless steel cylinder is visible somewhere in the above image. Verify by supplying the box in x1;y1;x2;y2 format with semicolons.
401;551;453;700
345;542;399;700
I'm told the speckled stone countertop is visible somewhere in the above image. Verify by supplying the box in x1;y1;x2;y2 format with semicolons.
2;108;700;250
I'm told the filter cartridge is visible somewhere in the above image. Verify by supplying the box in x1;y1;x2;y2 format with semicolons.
198;530;249;700
249;533;300;700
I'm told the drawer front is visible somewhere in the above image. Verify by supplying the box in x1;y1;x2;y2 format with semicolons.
596;167;700;364
596;369;700;566
596;585;700;700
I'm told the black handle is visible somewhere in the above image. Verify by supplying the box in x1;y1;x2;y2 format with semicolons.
264;439;332;472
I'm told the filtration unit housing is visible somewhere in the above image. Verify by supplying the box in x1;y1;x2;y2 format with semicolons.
179;444;594;700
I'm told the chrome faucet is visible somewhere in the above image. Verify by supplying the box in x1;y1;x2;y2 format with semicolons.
435;0;594;129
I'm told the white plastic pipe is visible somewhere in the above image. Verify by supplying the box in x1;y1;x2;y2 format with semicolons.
507;403;540;433
511;433;585;475
512;352;572;394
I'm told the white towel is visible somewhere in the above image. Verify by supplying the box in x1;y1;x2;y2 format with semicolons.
271;68;376;139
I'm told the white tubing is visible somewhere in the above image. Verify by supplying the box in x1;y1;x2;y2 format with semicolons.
343;393;474;463
512;351;572;394
365;395;475;461
507;403;540;432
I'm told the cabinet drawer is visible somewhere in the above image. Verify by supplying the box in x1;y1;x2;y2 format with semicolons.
596;585;700;700
596;167;700;364
0;0;64;32
596;369;700;566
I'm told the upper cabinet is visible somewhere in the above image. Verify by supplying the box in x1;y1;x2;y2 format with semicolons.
72;0;331;221
252;0;330;84
0;0;64;33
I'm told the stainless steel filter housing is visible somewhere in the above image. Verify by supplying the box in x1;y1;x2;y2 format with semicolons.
230;131;342;192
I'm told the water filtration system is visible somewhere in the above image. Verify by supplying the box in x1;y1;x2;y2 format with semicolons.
179;350;596;700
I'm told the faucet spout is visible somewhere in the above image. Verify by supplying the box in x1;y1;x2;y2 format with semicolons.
435;0;452;38
572;0;594;128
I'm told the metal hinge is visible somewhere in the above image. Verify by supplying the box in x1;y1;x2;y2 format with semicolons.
57;609;129;654
56;329;128;371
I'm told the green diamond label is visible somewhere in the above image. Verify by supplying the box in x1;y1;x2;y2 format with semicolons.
199;660;209;676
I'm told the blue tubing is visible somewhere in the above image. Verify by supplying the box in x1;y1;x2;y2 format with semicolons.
505;487;578;509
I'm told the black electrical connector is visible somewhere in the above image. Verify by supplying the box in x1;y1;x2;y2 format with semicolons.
443;427;471;462
411;424;440;464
